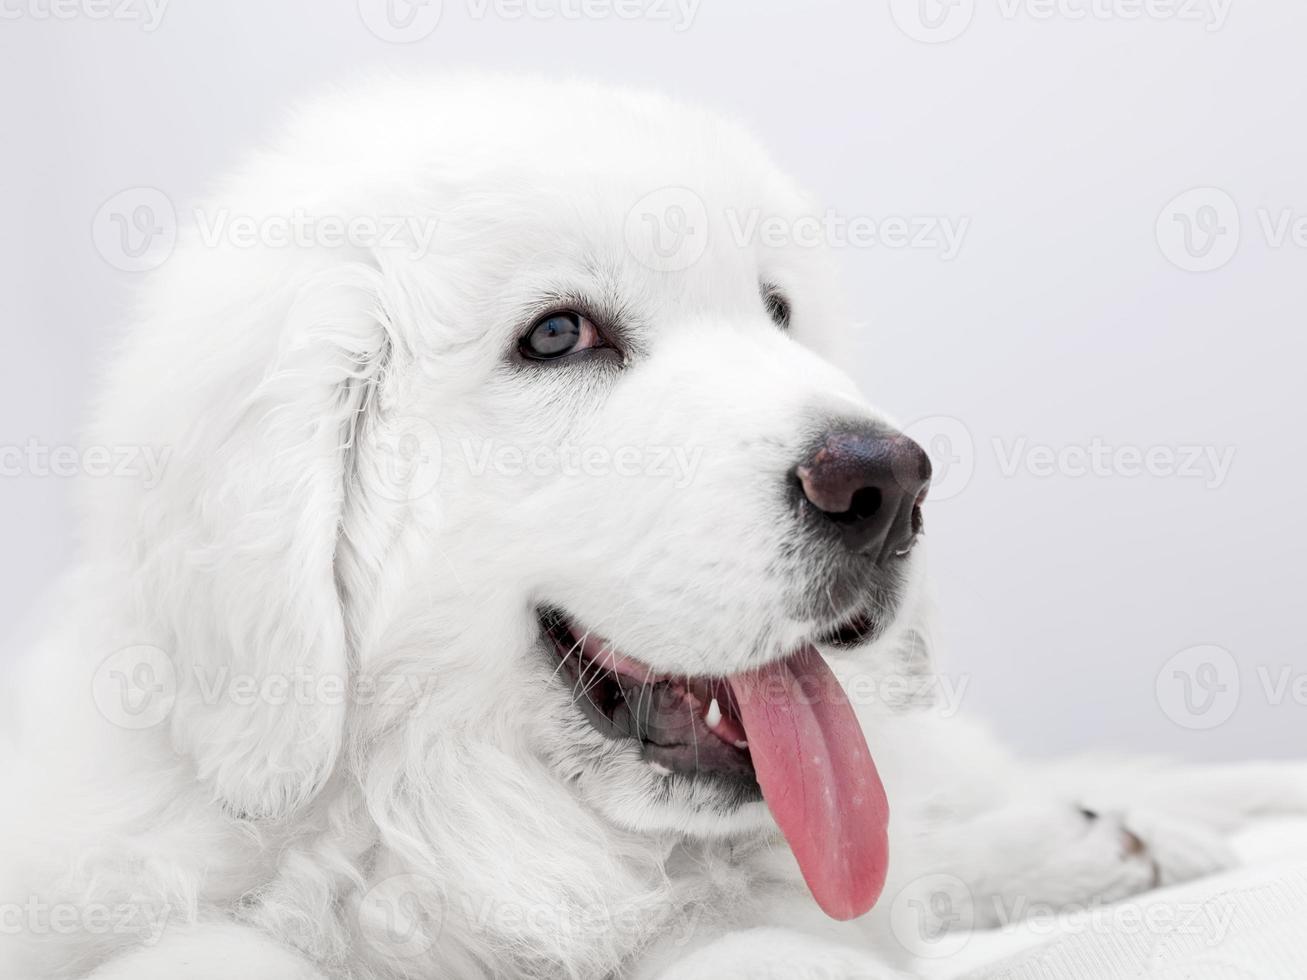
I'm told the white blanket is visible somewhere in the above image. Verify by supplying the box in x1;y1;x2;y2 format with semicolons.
925;821;1307;980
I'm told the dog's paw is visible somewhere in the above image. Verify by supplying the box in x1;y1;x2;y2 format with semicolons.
930;801;1162;929
1120;807;1238;886
652;928;908;980
972;804;1237;922
181;699;343;822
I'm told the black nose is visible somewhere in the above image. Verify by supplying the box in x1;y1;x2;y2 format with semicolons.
795;423;932;560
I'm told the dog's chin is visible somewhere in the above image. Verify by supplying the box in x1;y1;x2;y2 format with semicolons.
534;603;892;839
579;745;779;839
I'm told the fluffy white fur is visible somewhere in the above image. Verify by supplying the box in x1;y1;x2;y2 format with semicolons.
3;74;1306;980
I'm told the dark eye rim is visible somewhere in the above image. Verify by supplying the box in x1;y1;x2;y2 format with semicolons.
520;309;580;360
761;283;791;330
516;306;624;366
508;289;641;369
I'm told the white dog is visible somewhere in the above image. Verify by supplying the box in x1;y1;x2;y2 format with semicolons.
3;74;1305;980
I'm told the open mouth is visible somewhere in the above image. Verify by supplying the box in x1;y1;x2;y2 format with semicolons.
540;607;757;785
539;606;891;921
816;609;878;649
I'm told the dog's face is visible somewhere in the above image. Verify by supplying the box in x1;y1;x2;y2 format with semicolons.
98;77;932;927
328;82;932;846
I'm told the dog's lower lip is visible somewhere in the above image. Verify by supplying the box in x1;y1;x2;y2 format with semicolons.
538;607;758;785
817;610;879;649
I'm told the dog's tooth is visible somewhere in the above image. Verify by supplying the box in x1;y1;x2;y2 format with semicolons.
733;740;748;750
705;697;722;728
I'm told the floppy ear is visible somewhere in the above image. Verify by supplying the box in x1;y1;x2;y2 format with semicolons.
114;253;392;819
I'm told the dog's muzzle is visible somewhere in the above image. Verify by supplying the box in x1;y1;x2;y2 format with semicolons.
794;421;931;564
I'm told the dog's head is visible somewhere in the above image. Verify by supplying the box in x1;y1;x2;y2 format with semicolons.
94;75;932;924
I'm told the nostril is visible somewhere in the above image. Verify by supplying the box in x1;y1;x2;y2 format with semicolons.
794;421;930;558
828;486;881;526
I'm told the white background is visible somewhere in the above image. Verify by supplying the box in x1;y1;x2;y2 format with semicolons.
2;0;1303;761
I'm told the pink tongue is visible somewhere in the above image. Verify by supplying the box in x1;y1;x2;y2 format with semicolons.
727;645;889;920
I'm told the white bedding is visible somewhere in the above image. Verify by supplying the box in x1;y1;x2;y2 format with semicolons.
923;820;1307;980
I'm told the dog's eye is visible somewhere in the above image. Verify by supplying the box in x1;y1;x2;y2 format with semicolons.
762;286;791;330
521;311;602;360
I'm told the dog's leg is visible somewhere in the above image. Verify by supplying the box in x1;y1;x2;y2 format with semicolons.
1036;757;1307;885
83;922;325;980
879;714;1307;936
1041;759;1307;833
899;796;1190;938
866;715;1162;937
